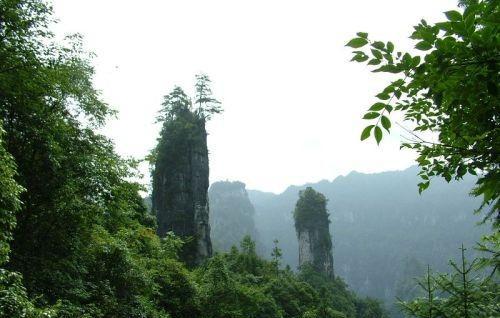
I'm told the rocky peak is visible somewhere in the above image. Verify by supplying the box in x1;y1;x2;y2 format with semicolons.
209;181;260;252
293;187;334;277
152;107;212;266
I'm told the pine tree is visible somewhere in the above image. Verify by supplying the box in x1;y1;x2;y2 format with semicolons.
194;74;222;120
271;239;282;276
400;246;500;317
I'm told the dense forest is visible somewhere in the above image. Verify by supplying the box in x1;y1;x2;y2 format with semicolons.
0;0;498;318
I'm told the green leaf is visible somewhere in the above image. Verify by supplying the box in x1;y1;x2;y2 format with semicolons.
381;115;391;131
465;14;475;33
360;125;374;141
346;38;368;48
415;41;432;50
387;41;394;53
411;56;421;67
372;64;400;73
418;181;430;194
356;32;368;39
436;22;452;32
372;41;385;50
371;49;383;59
463;4;478;19
369;102;386;111
444;172;452;182
450;21;467;36
363;112;380;119
368;58;381;65
457;165;467;178
374;126;383;144
376;92;390;100
383;53;394;64
445;10;462;22
351;53;369;62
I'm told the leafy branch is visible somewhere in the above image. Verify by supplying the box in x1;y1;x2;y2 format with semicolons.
346;1;499;222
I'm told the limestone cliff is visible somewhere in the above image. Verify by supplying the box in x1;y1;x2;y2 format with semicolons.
209;181;260;252
152;88;212;266
293;187;334;277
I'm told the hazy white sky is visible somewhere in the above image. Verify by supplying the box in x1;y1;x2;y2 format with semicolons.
52;0;457;193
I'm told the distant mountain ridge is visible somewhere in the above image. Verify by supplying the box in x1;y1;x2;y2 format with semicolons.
246;166;489;306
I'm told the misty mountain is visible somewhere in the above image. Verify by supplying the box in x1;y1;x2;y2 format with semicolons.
208;181;262;253
247;166;489;304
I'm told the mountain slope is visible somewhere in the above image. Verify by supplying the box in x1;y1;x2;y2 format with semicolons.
248;166;488;304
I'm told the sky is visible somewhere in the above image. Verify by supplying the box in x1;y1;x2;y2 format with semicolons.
51;0;457;194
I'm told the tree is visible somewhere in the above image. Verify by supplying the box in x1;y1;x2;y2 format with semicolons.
293;187;330;233
347;0;499;223
400;247;500;318
0;1;180;316
298;264;388;318
347;1;499;316
271;239;283;275
237;235;259;275
391;257;426;317
155;74;221;124
199;254;243;318
0;121;53;318
156;86;193;123
0;123;23;266
195;73;222;120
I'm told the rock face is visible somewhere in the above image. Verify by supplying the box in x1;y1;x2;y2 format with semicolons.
293;187;334;277
209;181;260;252
152;108;212;266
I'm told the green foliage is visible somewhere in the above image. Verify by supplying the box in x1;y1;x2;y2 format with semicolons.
152;77;219;264
348;4;499;315
0;123;23;266
399;246;500;318
0;269;56;318
475;231;500;276
302;308;346;318
354;298;388;318
195;74;222;120
293;187;334;277
271;239;283;274
156;74;222;125
347;0;500;222
193;236;387;318
294;187;330;233
198;254;245;318
0;1;196;317
0;0;141;303
299;264;388;318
